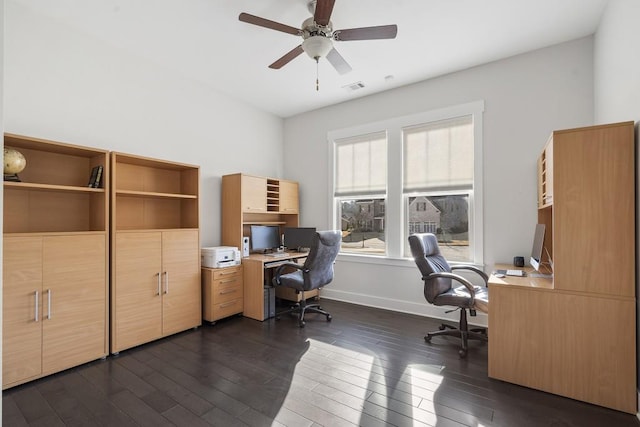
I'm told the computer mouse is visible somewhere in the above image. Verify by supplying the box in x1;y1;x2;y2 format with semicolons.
494;273;506;278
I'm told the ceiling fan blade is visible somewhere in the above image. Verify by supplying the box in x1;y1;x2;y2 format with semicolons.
239;12;301;36
314;0;335;26
326;48;352;75
269;45;305;69
334;24;398;41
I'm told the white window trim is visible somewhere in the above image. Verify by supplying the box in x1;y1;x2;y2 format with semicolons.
328;100;485;265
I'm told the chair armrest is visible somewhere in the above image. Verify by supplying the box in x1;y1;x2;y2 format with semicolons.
272;262;307;286
450;265;489;285
427;271;476;300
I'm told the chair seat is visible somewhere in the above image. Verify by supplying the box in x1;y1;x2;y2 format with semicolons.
434;285;489;313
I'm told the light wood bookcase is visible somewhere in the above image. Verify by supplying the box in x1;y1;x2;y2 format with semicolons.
110;152;201;354
488;121;636;414
3;133;109;389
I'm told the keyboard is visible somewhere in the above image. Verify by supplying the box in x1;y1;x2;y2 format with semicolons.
496;269;525;277
265;252;289;258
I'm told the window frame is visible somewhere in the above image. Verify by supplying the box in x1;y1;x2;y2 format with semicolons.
328;100;484;265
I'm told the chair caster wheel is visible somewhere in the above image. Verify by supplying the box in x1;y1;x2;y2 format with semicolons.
299;320;306;328
326;314;332;322
439;324;446;330
459;349;467;358
424;335;432;343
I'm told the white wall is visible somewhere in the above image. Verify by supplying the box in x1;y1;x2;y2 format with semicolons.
3;2;285;247
283;37;594;323
593;0;640;408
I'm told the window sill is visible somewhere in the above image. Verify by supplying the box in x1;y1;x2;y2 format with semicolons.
336;252;484;270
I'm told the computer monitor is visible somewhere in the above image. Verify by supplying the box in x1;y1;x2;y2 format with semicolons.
283;227;316;252
250;225;280;253
530;223;546;271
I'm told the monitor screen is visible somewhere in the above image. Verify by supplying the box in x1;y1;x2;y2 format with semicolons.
530;223;546;271
283;227;316;251
250;225;280;253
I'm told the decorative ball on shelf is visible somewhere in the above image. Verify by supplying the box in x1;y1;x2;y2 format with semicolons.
4;147;27;182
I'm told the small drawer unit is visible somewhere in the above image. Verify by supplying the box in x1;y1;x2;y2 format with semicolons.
202;265;243;323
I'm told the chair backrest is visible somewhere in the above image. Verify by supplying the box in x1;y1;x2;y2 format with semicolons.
300;230;342;291
408;233;453;303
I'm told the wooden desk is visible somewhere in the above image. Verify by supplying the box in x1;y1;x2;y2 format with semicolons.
242;253;309;321
488;265;636;414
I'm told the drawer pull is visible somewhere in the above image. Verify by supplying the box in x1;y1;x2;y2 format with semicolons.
219;279;238;285
34;291;39;322
219;289;237;295
219;301;237;308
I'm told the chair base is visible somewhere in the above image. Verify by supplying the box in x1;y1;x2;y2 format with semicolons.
276;294;332;328
424;308;487;358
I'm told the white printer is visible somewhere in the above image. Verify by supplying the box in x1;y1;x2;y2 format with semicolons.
201;246;241;268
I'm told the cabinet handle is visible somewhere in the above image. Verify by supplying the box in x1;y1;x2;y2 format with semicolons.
157;272;162;296
219;301;236;308
219;279;237;284
34;291;39;322
164;271;169;294
219;289;237;295
47;289;52;320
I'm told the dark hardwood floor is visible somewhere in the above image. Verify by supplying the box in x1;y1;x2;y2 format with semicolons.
3;299;639;426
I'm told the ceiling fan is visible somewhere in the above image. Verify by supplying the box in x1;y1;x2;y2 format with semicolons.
238;0;398;78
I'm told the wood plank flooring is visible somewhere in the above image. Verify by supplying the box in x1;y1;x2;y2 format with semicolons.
4;299;639;426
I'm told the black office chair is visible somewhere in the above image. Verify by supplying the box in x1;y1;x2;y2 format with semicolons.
408;233;489;358
272;230;341;327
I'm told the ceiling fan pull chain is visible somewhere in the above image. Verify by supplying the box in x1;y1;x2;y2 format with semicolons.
316;57;320;91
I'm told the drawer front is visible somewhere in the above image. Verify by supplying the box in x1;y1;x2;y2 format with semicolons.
212;266;242;281
213;298;243;321
213;282;243;304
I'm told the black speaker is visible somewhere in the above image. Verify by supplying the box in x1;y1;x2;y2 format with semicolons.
513;256;525;267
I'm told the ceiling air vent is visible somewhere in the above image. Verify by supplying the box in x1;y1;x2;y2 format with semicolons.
342;81;365;91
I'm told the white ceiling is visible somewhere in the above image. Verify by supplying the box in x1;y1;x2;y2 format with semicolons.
14;0;609;118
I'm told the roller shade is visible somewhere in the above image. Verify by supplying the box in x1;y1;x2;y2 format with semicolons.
334;132;387;197
403;115;473;193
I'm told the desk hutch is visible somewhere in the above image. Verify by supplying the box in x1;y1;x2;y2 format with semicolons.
488;121;636;414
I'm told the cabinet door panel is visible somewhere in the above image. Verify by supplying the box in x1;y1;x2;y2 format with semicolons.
42;234;107;373
114;232;163;352
241;175;267;212
3;237;43;386
162;230;201;335
279;180;299;213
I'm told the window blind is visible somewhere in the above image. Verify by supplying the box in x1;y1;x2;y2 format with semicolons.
403;115;473;193
334;131;387;197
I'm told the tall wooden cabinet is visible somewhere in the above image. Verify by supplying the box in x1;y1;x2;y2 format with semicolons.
488;121;636;414
110;153;201;353
221;173;299;251
3;134;109;389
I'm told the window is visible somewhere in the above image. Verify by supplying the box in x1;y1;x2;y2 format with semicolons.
404;116;474;262
329;101;484;264
334;132;387;255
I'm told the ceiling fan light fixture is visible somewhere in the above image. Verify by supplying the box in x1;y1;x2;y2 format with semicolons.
302;35;332;59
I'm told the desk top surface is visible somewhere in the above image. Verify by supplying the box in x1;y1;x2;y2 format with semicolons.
488;264;553;290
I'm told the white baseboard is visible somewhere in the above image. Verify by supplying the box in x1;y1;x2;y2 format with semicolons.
320;288;488;327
